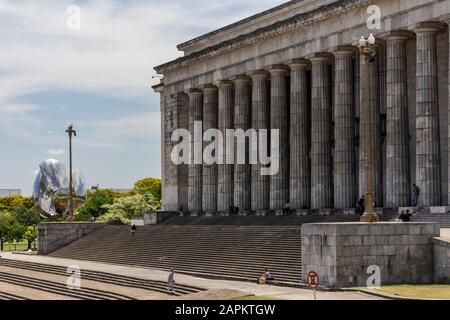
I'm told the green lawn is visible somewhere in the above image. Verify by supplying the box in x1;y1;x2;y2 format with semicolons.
2;240;35;252
377;285;450;300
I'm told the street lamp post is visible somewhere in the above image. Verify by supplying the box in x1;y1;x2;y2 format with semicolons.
359;34;380;223
66;122;77;221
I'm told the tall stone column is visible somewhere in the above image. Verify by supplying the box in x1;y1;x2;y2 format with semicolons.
289;60;310;210
333;51;356;209
359;48;382;206
233;76;252;213
385;35;411;208
310;56;333;209
187;89;203;214
202;85;218;214
448;22;450;206
217;81;235;214
269;66;290;211
250;71;270;212
415;27;441;206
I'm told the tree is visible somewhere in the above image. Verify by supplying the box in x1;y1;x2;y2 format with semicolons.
134;178;161;201
0;211;25;251
75;189;115;221
11;206;41;226
0;196;34;212
24;226;37;250
99;193;159;225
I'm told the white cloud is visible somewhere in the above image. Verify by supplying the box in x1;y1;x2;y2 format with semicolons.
0;103;43;115
47;148;66;155
76;112;161;150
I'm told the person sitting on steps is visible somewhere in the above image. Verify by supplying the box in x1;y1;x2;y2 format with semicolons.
399;209;415;222
257;268;274;285
229;204;240;216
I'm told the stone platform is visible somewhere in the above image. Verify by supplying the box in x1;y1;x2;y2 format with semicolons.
302;222;441;288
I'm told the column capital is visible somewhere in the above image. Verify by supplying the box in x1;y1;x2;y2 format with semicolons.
247;70;270;79
230;75;251;83
201;84;218;93
288;59;310;69
333;49;355;57
215;80;234;88
385;30;412;42
268;64;289;75
413;22;445;34
185;88;203;96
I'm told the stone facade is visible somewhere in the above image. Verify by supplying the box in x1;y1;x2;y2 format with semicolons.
432;237;450;283
154;0;450;214
38;222;106;255
301;222;441;287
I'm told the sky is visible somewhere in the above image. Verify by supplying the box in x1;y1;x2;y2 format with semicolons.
0;0;286;196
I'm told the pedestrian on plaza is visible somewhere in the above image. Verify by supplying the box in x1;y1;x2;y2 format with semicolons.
167;269;176;294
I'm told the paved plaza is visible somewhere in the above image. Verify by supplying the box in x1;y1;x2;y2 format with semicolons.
0;252;383;300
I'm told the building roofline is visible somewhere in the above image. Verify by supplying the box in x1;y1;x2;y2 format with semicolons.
176;0;304;51
155;0;367;74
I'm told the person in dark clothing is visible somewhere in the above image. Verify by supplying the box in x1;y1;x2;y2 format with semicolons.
176;205;184;217
356;196;365;216
130;224;137;240
412;184;420;207
229;204;240;215
283;202;291;216
399;210;414;222
167;269;175;294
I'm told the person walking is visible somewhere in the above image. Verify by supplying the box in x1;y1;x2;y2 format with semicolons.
130;224;137;241
412;184;420;207
167;269;176;295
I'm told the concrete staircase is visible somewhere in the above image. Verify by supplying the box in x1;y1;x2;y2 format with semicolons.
50;225;302;286
414;212;450;228
0;258;202;297
48;215;374;286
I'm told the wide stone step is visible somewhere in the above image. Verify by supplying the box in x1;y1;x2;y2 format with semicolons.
0;259;202;296
0;271;134;300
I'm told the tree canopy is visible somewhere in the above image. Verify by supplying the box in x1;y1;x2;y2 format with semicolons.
99;193;159;225
134;178;161;201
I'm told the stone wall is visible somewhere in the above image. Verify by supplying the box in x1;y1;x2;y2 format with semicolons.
38;222;106;255
302;222;440;287
433;237;450;284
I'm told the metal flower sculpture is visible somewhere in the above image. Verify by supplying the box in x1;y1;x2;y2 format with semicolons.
32;159;86;219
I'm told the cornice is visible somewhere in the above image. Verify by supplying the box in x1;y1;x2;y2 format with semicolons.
154;0;370;74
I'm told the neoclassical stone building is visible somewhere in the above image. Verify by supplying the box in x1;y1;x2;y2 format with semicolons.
153;0;450;214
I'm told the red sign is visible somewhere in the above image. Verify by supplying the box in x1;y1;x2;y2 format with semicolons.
307;271;320;289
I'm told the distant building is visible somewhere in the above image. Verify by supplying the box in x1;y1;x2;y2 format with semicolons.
0;189;22;197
